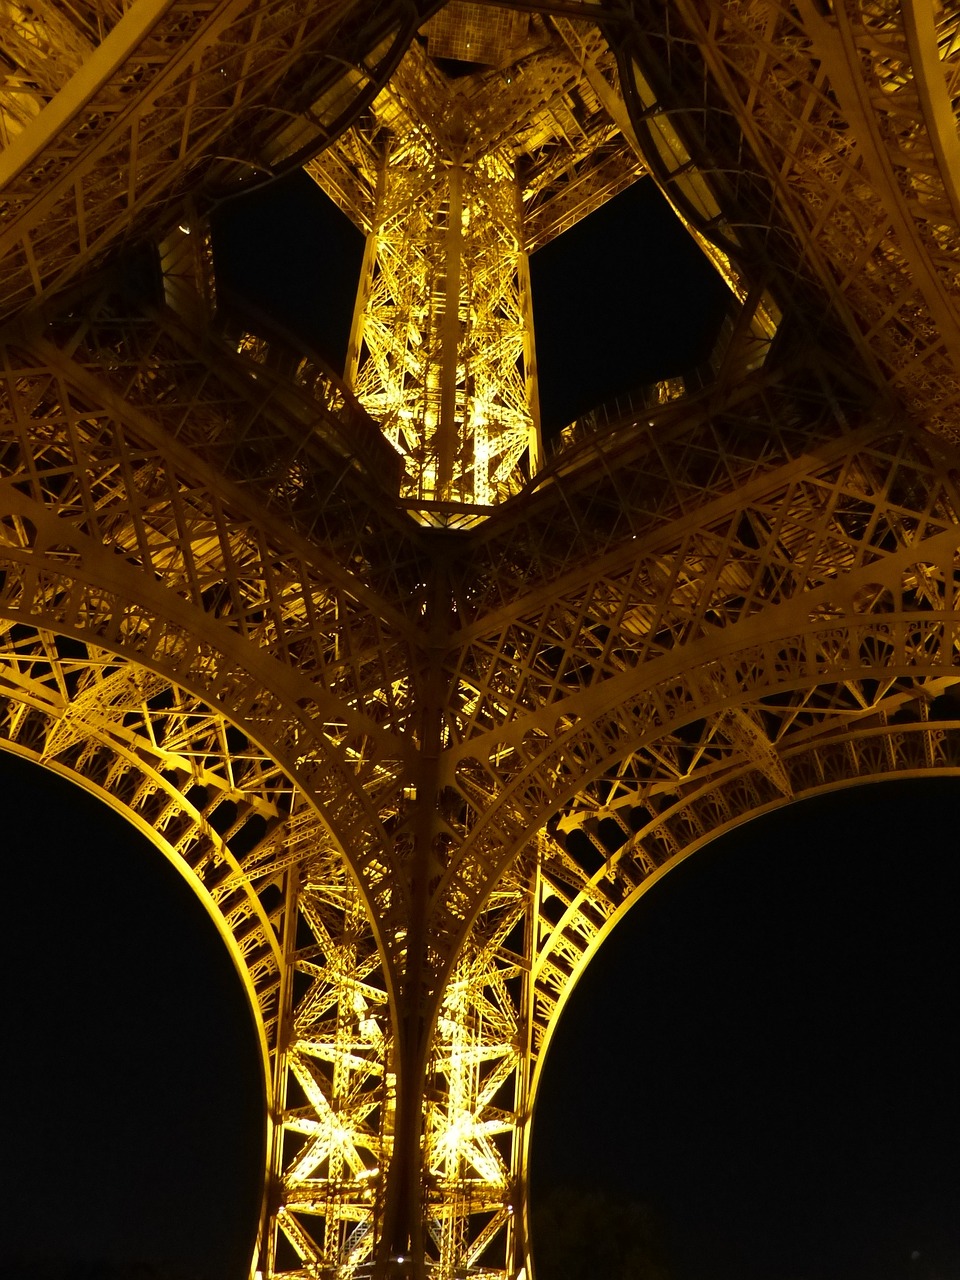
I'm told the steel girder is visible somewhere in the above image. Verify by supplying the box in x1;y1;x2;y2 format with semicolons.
5;2;960;1279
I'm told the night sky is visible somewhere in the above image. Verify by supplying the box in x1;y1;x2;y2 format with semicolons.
2;167;957;1280
531;781;960;1280
0;753;263;1279
210;170;731;438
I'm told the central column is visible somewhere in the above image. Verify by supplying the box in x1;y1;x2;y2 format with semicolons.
317;43;541;515
438;158;464;500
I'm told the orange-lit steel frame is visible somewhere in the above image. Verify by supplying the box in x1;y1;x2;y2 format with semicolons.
3;2;960;1279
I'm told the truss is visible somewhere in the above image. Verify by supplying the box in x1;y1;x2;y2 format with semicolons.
306;6;645;511
5;3;960;1280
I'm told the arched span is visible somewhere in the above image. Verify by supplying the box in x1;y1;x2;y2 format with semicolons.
529;710;960;1078
519;725;960;1251
527;775;960;1280
0;626;394;1279
0;623;296;1041
0;483;401;923
0;305;427;974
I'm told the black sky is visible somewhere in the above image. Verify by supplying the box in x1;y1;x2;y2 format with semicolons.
529;177;730;432
532;781;960;1280
0;753;263;1279
211;170;365;374
3;172;957;1279
210;171;731;438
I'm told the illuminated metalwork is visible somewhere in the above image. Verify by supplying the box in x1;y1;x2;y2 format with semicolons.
306;6;645;509
0;0;423;316
4;4;960;1280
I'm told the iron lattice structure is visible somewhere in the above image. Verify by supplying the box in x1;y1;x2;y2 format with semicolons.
305;10;644;510
3;1;960;1278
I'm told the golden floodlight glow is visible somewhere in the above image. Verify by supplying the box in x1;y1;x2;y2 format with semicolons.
4;2;957;1279
306;6;647;514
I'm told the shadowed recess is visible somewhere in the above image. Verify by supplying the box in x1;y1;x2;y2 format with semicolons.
211;170;365;371
0;753;265;1280
530;177;731;436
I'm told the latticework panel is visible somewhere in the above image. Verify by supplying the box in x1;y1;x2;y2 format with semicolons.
268;852;393;1279
615;0;960;438
35;277;424;617
7;3;960;1279
0;296;433;970
0;0;429;317
340;131;536;508
420;857;533;1280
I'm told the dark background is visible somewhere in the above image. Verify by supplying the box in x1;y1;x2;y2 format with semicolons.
531;782;960;1280
0;753;263;1279
209;171;731;439
2;176;957;1280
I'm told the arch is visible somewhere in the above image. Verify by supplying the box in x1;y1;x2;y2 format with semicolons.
525;714;960;1085
0;624;394;1278
0;631;290;1044
0;390;411;969
511;736;960;1280
526;773;960;1280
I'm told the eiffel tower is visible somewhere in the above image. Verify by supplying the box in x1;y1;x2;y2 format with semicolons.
3;1;960;1277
